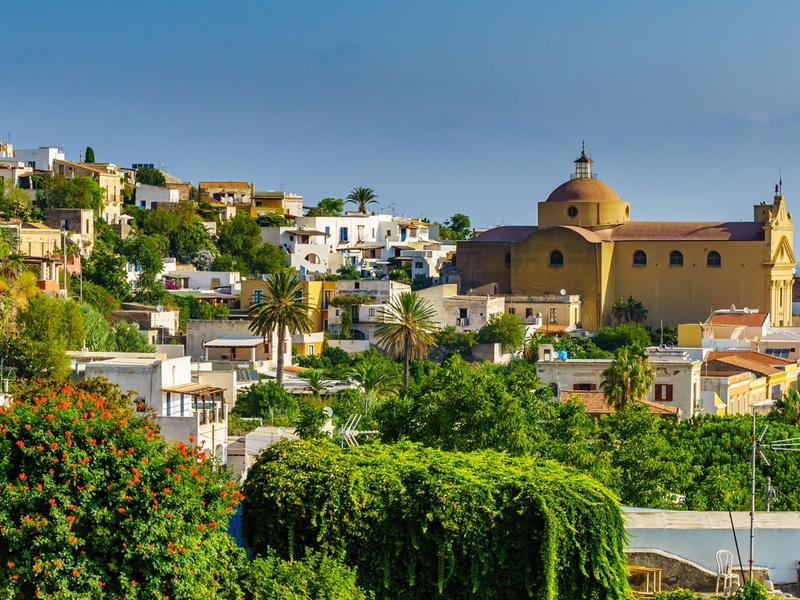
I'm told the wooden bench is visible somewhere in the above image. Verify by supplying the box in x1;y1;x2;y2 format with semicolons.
628;565;662;596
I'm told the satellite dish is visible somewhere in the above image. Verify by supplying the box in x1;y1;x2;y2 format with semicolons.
135;182;142;188
278;427;287;436
322;406;334;418
156;305;165;312
743;307;751;314
560;289;567;296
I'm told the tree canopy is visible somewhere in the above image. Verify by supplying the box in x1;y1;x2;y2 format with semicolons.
84;146;95;163
306;197;344;217
438;213;471;240
477;312;526;353
345;187;378;214
36;175;105;215
0;380;245;599
135;166;166;187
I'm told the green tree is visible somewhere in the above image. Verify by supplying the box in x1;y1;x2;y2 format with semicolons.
216;212;286;276
80;302;113;351
477;312;526;353
297;368;328;397
84;146;95;163
771;388;800;426
600;345;656;411
611;295;648;325
0;380;246;599
345;187;379;214
255;211;292;227
111;321;156;352
0;179;32;221
82;242;129;302
374;291;438;387
594;321;652;352
411;273;434;291
306;197;344;217
438;213;471;240
121;234;167;304
350;351;402;414
233;380;298;424
248;270;315;385
136;166;166;187
36;175;105;215
12;295;85;378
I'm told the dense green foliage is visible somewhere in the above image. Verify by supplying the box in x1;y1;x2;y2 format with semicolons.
216;212;287;276
305;197;344;217
243;440;630;600
345;187;378;214
594;322;652;352
84;146;95;163
437;212;471;241
240;549;371;599
611;295;648;325
36;175;105;215
135;166;166;187
477;312;526;352
0;380;245;599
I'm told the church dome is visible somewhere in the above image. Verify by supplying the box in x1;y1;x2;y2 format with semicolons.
545;178;622;203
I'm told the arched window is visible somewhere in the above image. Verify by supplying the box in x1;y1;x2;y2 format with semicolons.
549;382;559;398
504;252;511;268
549;250;564;266
707;251;721;267
669;250;684;266
633;250;647;266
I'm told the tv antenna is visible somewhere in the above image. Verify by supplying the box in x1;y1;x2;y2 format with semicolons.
337;414;379;447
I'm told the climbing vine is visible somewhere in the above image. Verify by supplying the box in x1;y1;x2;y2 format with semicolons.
242;440;630;599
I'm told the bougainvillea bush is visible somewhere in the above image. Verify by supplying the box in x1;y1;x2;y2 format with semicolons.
243;440;630;600
0;380;246;599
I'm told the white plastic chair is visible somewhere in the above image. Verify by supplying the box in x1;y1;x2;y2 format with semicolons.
715;549;741;596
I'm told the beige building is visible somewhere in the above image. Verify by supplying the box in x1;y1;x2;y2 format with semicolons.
198;181;253;205
416;283;505;332
457;150;795;329
536;346;703;419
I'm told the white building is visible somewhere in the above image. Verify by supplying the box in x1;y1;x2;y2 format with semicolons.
14;146;65;171
70;351;228;462
328;280;410;341
135;183;179;209
402;245;455;284
260;212;439;277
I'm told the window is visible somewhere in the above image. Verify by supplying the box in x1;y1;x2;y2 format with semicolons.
707;251;721;267
508;307;516;315
655;384;673;401
354;282;360;290
339;227;349;242
526;308;533;318
549;308;558;323
386;229;391;238
549;250;564;266
368;308;375;316
567;206;578;218
766;348;790;359
573;383;597;391
669;251;683;266
308;345;315;355
415;262;424;269
324;226;330;235
323;290;332;309
633;250;647;266
505;252;511;268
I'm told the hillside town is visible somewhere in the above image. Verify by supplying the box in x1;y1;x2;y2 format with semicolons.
3;140;800;598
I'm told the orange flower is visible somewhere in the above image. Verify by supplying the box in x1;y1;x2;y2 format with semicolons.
32;565;40;572
6;561;14;568
72;569;79;577
69;536;77;544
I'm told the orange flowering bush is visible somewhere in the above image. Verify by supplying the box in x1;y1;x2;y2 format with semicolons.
0;380;246;599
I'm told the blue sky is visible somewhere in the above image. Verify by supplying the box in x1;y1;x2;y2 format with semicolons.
6;0;800;228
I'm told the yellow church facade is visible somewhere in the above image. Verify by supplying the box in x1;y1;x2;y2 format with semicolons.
457;151;795;328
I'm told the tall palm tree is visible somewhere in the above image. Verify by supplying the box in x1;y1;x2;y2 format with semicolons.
600;345;655;411
350;355;402;413
374;291;438;387
345;187;379;214
248;270;315;385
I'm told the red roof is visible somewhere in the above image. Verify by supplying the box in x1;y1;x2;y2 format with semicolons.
706;350;793;365
707;313;768;327
559;391;681;417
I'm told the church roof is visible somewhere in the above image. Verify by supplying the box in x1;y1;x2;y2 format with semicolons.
545;177;622;203
468;226;537;243
606;221;765;242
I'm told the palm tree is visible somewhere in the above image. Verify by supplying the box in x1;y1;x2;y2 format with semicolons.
600;345;655;411
374;291;438;387
350;355;402;413
248;270;315;385
345;187;379;214
298;368;328;397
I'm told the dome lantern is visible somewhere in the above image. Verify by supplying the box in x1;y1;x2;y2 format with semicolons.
574;149;592;180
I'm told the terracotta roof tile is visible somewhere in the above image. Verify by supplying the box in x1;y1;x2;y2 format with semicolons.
706;356;782;377
706;350;792;365
707;313;768;327
198;181;251;189
559;390;680;416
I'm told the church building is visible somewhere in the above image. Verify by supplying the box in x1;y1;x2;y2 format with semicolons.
456;150;795;328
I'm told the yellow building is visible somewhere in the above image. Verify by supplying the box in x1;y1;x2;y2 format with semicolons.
457;150;795;328
240;277;335;356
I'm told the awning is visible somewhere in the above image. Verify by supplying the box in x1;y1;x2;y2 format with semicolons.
162;383;224;396
286;229;330;236
204;336;263;348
